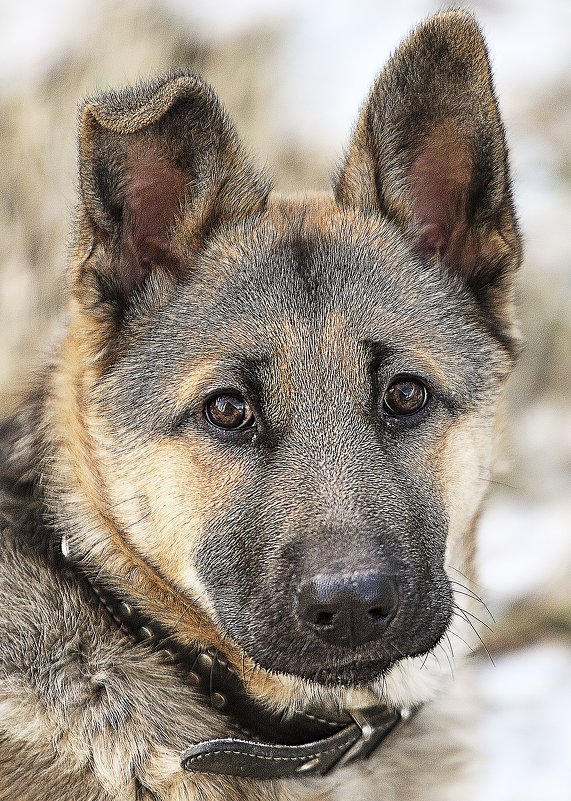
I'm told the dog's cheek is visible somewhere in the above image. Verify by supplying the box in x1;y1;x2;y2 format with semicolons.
438;413;496;574
97;435;245;609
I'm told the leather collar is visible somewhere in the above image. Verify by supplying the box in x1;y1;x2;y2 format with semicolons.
59;533;414;779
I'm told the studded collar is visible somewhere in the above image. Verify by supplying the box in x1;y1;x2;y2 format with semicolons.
59;532;414;779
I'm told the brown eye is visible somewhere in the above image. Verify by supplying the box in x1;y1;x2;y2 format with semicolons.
205;394;255;430
383;376;429;417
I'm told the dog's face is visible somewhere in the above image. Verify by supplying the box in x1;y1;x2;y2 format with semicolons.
54;13;520;699
89;206;512;688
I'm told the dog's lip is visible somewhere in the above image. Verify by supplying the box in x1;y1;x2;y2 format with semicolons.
273;663;392;689
249;649;397;687
242;626;448;687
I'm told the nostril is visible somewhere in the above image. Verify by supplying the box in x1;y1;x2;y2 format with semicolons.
308;608;336;628
366;577;399;622
367;605;392;621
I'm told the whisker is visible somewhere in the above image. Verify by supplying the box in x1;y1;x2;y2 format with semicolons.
171;601;193;629
478;475;521;491
449;577;492;610
444;632;455;661
438;642;454;678
450;586;496;623
460;607;494;633
454;606;495;666
106;494;146;511
447;627;476;654
448;566;486;593
107;509;151;534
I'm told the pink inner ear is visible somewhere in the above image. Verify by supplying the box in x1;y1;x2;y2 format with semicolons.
409;134;471;268
415;222;448;258
120;160;187;293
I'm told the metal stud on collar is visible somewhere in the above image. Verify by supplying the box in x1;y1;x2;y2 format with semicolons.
117;600;133;618
295;757;321;774
60;533;71;560
59;539;220;694
195;652;213;671
211;692;227;710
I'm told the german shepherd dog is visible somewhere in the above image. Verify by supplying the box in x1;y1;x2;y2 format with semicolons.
0;11;520;801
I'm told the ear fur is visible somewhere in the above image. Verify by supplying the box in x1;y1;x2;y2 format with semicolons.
334;11;522;347
78;72;270;299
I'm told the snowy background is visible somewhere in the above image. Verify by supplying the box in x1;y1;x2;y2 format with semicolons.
1;1;570;798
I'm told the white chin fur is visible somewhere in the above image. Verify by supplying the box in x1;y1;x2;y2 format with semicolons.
250;638;455;716
375;653;450;708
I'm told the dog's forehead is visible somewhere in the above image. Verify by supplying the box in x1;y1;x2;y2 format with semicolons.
173;194;479;368
114;200;504;434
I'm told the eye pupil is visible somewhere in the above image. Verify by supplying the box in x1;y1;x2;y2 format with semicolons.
205;394;254;430
383;377;428;417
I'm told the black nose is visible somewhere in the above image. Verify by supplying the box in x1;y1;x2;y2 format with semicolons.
295;569;399;648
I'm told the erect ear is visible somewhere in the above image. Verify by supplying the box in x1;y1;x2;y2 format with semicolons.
78;72;270;299
334;12;522;346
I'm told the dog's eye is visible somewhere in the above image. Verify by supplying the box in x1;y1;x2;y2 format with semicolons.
205;394;255;430
383;376;429;416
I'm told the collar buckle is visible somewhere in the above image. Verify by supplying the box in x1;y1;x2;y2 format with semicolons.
333;706;408;770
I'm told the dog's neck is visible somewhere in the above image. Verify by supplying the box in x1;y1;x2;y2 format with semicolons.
58;530;415;779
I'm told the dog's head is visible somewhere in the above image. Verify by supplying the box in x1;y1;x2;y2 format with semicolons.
50;12;520;708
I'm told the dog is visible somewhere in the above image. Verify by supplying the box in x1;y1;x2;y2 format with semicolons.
0;11;521;801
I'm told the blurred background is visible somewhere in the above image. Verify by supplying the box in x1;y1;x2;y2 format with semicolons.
0;0;569;797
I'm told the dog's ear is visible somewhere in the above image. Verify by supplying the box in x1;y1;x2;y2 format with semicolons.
334;12;521;342
78;72;269;299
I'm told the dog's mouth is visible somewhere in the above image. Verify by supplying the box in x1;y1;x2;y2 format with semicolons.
223;602;453;690
274;656;397;688
247;639;441;688
200;535;456;690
